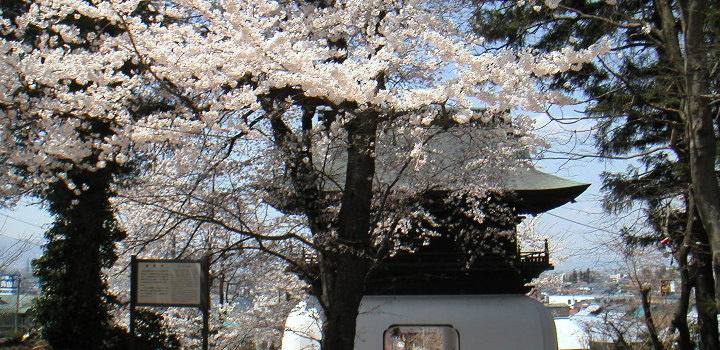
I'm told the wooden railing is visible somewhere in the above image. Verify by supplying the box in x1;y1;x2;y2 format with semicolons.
298;239;551;270
517;239;550;265
518;251;549;265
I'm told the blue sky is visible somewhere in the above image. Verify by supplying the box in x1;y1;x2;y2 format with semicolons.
0;201;49;272
526;104;647;271
532;156;627;270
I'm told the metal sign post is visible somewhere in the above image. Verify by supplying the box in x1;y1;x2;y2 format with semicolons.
201;256;210;350
129;256;138;350
130;255;210;350
13;275;20;334
1;275;21;333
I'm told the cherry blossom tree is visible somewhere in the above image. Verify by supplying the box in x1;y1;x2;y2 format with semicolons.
0;0;146;347
1;0;610;348
114;0;608;346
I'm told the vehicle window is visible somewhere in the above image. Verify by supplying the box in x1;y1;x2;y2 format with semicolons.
383;325;459;350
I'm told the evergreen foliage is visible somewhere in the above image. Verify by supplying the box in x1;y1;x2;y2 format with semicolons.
31;143;129;349
7;3;130;347
473;0;719;269
0;0;125;348
472;0;719;348
0;0;178;348
132;309;182;350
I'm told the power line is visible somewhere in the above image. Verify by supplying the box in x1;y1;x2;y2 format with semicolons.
0;212;45;246
0;232;43;246
543;211;617;235
0;211;46;229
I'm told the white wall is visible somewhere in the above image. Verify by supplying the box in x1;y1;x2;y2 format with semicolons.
282;295;558;350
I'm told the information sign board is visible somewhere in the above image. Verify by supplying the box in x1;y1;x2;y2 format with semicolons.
135;261;202;306
0;275;19;295
129;256;210;350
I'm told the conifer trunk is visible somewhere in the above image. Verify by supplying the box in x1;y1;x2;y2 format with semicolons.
692;228;719;350
679;0;720;307
672;228;692;350
639;286;665;350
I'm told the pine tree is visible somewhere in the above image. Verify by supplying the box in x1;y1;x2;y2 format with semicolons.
472;1;719;348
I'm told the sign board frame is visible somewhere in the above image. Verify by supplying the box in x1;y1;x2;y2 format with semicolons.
131;258;206;307
129;256;210;350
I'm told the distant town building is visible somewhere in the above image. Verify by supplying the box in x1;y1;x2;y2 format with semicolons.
0;294;35;336
548;295;596;307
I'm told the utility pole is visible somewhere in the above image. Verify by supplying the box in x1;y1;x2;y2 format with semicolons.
13;274;21;334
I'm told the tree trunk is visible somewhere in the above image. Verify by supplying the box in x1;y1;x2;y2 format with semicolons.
670;194;693;350
692;227;720;350
656;0;720;310
319;112;378;350
219;277;225;304
320;254;370;350
33;165;126;349
672;226;693;350
679;0;720;307
639;286;665;350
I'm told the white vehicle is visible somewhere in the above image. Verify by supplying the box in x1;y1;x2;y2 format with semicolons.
282;294;558;350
